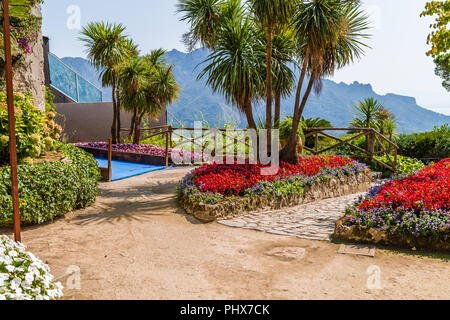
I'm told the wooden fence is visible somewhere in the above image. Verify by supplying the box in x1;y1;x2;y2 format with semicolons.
303;127;399;172
121;126;399;172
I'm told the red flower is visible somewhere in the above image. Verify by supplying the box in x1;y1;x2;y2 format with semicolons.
192;155;356;196
359;158;450;213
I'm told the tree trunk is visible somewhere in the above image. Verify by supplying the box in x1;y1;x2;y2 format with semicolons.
265;25;273;154
244;102;257;130
280;74;314;164
111;81;117;144
116;88;121;143
274;90;281;128
133;112;145;144
279;48;310;163
130;107;137;138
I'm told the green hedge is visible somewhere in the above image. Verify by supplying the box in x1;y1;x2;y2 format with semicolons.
395;125;450;160
0;143;101;225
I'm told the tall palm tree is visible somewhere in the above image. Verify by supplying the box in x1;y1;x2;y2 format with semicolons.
198;15;264;129
80;22;132;144
280;0;370;163
247;0;295;146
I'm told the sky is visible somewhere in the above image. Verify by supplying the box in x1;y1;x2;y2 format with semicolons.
42;0;450;115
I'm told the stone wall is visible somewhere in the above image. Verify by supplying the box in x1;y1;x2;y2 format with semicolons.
181;171;380;223
13;4;45;110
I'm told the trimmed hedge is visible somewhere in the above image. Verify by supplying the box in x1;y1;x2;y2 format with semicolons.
0;143;101;225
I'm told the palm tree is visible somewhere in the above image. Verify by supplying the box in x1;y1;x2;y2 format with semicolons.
198;15;264;130
126;53;180;144
247;0;295;146
350;97;383;129
280;0;370;163
177;0;224;51
80;22;132;143
118;56;147;139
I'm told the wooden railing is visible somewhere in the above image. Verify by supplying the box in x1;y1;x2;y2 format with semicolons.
303;127;399;173
121;126;399;172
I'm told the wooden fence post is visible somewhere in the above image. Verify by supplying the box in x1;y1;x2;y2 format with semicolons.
314;132;319;154
367;130;375;161
165;131;169;167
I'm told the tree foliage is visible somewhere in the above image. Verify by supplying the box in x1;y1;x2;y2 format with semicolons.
421;1;450;91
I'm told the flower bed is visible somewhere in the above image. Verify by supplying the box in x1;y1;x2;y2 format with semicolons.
75;142;206;164
335;158;450;251
1;235;63;300
178;155;377;222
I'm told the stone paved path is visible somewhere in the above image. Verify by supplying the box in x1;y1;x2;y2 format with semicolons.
218;193;364;241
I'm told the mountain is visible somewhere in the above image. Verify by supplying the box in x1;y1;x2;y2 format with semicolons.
62;49;450;133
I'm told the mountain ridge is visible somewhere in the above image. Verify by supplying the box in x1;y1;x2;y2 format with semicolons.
61;49;450;133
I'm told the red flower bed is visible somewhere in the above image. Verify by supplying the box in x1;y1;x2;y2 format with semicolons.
193;155;355;196
359;158;450;212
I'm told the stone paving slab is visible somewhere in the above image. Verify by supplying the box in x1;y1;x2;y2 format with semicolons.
218;193;364;241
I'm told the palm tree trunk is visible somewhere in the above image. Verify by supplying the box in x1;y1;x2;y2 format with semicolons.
130;107;137;138
274;90;281;128
111;81;118;144
279;47;310;163
116;88;121;143
133;112;145;144
244;102;257;130
265;25;273;154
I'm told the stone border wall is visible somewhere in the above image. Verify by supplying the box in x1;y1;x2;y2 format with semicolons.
181;171;380;223
334;219;450;252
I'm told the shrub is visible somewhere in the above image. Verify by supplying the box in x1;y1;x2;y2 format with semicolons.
0;143;101;225
0;92;59;164
373;155;426;178
395;125;450;160
0;235;63;300
279;117;305;147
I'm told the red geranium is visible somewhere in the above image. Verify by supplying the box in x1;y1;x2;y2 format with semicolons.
359;158;450;212
192;155;355;196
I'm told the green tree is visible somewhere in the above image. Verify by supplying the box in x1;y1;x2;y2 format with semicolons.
80;22;134;144
198;15;263;129
119;50;180;143
280;0;370;163
350;97;384;129
421;1;450;91
247;0;295;143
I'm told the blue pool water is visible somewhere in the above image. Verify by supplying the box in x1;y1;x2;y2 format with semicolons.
95;158;166;181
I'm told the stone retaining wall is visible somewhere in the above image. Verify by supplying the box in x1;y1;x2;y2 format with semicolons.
334;219;450;252
181;170;380;223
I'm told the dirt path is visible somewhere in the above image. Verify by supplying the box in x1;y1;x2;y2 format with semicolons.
2;167;449;300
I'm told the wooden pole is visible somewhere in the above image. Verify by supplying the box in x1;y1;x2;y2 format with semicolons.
107;138;112;182
2;0;21;242
165;131;169;167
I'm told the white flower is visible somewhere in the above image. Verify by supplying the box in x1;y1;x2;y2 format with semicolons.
0;235;64;300
5;265;15;273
